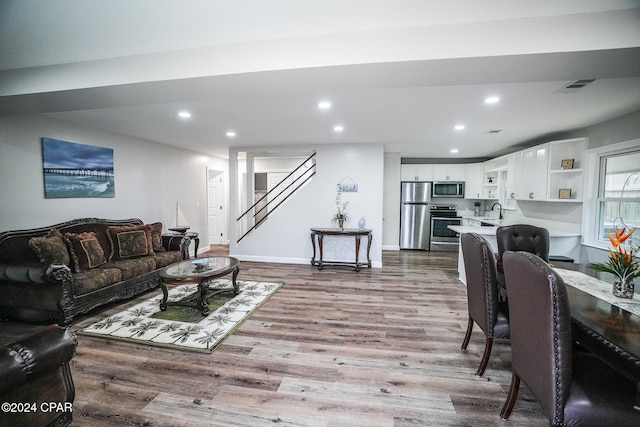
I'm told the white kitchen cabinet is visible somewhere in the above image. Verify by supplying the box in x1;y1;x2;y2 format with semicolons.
464;163;484;199
515;143;548;200
433;164;465;181
401;164;434;181
504;153;517;209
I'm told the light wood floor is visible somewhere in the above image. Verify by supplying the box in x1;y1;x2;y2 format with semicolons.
69;247;547;426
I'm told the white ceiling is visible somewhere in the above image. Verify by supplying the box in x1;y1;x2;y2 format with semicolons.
1;0;640;160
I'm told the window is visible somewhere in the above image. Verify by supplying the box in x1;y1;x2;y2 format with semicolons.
594;148;640;249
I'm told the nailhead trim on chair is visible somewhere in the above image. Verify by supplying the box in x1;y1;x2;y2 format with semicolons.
9;343;35;377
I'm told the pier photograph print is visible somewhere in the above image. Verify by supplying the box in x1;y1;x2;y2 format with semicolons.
42;138;115;198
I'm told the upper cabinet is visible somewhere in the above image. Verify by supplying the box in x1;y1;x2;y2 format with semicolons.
433;164;465;181
400;138;586;203
401;164;434;181
515;143;549;201
512;138;586;202
464;163;483;199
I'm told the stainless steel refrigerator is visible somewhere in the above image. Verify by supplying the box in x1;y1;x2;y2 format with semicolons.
400;181;432;250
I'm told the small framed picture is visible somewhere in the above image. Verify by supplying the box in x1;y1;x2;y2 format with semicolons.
559;188;572;199
561;159;574;169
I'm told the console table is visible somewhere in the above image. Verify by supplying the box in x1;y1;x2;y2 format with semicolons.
310;228;372;271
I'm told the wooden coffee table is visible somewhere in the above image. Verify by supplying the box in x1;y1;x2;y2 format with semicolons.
158;256;240;316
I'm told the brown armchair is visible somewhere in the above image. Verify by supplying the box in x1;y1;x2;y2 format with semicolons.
0;322;77;427
500;251;639;426
460;233;510;376
495;224;549;288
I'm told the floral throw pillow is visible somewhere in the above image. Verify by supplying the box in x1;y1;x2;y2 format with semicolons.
146;222;165;252
106;225;154;261
29;228;71;266
63;231;107;272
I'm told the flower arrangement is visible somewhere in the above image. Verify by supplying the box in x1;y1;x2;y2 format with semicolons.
588;224;638;298
331;192;350;228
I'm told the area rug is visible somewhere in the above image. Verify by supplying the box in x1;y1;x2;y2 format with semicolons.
78;279;283;353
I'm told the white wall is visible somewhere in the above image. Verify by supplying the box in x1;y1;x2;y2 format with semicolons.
0;115;227;253
229;143;384;267
383;153;401;249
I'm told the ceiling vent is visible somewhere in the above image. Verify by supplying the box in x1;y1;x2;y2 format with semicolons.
555;79;595;94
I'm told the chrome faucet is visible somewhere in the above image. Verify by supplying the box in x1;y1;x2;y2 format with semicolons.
491;202;504;220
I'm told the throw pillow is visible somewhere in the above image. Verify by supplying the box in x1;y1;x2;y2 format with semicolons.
146;222;165;252
29;228;71;266
106;224;154;261
63;231;107;272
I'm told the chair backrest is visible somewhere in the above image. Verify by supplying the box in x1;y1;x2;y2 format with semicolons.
461;233;500;335
503;251;572;423
496;224;550;264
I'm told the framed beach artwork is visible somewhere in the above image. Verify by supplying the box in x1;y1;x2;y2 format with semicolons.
42;138;115;198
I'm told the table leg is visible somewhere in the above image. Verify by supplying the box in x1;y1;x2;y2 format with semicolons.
310;232;317;265
198;279;211;316
318;234;324;270
355;235;361;272
366;231;372;268
159;281;169;311
193;236;200;258
231;265;240;295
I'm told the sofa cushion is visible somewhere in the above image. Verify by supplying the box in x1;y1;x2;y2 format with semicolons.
107;257;157;280
63;232;107;272
146;222;165;252
72;267;123;295
28;229;71;266
153;251;182;268
107;225;154;261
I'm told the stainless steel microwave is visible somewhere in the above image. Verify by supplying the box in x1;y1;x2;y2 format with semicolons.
432;181;465;198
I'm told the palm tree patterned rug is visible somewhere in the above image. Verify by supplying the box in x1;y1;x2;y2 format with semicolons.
78;279;283;353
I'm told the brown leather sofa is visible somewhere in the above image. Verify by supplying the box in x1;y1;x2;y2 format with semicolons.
0;322;77;427
0;218;186;325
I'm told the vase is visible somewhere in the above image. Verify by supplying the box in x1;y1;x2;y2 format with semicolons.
338;219;344;230
613;279;634;299
358;217;366;230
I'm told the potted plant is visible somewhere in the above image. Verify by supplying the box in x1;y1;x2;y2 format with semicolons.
487;176;494;184
331;193;350;230
588;224;638;298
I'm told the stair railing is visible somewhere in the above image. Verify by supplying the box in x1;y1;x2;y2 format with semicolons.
236;152;316;243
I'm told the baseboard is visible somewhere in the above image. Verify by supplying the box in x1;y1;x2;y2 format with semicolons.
382;245;400;251
230;254;382;268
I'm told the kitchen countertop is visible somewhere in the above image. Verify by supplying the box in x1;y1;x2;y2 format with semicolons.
449;217;581;237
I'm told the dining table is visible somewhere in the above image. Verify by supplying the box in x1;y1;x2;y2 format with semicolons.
553;264;640;410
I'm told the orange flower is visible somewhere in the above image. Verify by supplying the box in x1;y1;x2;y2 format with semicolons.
618;228;636;245
590;225;639;283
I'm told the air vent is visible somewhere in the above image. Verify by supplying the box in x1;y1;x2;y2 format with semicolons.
555;79;595;93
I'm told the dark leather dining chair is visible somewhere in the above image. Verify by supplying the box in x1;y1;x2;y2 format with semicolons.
460;233;510;376
500;251;639;426
495;224;549;288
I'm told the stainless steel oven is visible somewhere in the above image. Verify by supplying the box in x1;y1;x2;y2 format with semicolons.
429;205;461;252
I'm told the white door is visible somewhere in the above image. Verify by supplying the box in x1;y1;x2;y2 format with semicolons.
207;169;226;245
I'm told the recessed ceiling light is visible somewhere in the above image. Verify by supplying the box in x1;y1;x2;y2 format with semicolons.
318;101;331;110
333;125;344;132
450;148;459;154
484;96;500;104
454;124;465;131
226;131;236;137
178;111;191;119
